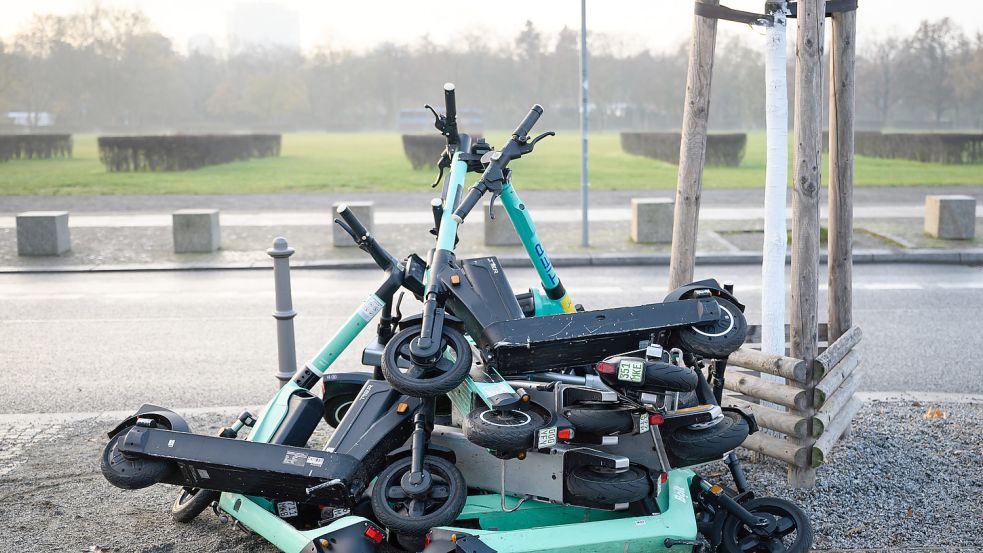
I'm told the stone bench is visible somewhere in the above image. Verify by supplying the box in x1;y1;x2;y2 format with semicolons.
16;211;71;256
484;204;521;246
631;198;674;243
173;209;221;253
332;201;374;247
924;195;976;240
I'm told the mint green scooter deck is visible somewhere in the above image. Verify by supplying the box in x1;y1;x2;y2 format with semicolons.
441;469;698;552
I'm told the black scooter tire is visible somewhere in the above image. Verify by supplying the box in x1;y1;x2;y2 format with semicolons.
721;497;813;553
101;426;175;490
381;326;472;398
562;402;636;435
463;406;547;453
171;487;220;523
370;455;467;536
565;465;652;504
673;298;747;359
665;411;749;466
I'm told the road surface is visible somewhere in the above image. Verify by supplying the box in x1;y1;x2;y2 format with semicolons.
1;262;980;414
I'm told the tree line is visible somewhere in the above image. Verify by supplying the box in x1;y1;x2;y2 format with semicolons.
0;6;980;133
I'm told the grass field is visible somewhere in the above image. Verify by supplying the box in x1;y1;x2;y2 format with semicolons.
0;132;980;196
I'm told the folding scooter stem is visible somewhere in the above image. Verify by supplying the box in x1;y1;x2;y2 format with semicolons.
498;181;577;315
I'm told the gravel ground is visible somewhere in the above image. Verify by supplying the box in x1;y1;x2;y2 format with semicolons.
1;400;981;552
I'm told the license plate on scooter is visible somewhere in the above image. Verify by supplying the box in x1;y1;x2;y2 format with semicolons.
536;427;558;449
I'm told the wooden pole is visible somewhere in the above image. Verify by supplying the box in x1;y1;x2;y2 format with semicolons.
668;0;719;290
828;7;856;341
789;0;825;489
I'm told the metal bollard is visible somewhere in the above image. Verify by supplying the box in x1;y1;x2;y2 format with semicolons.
267;237;298;388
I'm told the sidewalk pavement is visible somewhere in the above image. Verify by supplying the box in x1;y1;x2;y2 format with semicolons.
0;188;980;272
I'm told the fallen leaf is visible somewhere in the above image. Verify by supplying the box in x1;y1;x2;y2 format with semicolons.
906;507;914;518
846;527;865;535
911;401;921;407
923;406;947;420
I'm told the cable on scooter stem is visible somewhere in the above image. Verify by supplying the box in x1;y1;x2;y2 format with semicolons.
452;104;543;223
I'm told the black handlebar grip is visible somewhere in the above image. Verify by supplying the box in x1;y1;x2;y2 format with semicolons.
451;185;485;223
337;204;369;238
443;83;457;126
512;104;544;139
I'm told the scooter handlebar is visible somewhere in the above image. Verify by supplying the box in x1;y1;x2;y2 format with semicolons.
512;104;543;139
337;204;369;239
451;184;487;223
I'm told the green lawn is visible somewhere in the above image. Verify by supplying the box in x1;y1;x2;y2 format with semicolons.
0;132;980;196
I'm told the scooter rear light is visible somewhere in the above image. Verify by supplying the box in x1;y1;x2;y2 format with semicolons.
596;361;617;374
661;472;668;484
649;414;665;426
364;525;385;544
557;428;574;440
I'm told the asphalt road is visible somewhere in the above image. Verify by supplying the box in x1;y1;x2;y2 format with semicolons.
1;262;981;414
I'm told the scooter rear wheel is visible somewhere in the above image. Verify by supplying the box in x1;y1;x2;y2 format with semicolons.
565;465;652;505
100;425;175;490
171;487;220;523
562;402;637;436
721;497;813;553
665;410;749;467
463;405;548;453
673;298;747;358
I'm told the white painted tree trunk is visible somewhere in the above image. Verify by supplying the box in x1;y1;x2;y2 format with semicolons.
761;8;789;409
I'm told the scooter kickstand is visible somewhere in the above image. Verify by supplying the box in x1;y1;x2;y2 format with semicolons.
664;537;710;552
499;459;530;513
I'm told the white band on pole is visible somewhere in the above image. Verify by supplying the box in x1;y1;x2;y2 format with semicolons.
761;6;789;409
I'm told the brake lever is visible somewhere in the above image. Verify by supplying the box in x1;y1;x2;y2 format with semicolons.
333;218;360;244
488;190;501;220
431;154;449;188
424;104;445;133
519;131;556;155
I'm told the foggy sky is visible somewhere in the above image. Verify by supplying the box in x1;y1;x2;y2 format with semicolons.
2;0;981;54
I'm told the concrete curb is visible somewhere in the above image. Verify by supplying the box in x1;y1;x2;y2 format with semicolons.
2;248;981;274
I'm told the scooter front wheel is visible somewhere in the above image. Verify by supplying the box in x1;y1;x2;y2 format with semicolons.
370;455;467;536
720;497;813;553
100;426;175;490
381;326;472;398
171;487;220;523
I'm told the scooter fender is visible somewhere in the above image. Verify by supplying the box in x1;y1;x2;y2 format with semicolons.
663;278;746;312
106;403;190;438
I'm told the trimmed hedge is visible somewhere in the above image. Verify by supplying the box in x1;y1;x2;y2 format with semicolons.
401;134;484;170
620;132;746;166
0;134;73;162
852;132;983;164
97;134;281;172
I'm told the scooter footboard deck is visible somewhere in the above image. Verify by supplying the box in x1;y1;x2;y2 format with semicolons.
480;298;720;374
434;470;698;552
118;426;362;505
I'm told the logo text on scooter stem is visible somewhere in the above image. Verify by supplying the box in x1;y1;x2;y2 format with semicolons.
534;243;557;285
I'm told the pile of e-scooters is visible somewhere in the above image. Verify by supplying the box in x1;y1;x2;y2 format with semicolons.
101;85;813;553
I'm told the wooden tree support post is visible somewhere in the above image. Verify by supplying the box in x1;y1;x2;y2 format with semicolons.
788;0;826;489
828;6;857;342
668;0;719;290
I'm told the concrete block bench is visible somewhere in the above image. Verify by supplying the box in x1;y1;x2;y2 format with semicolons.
484;204;520;246
16;211;71;256
332;201;374;247
924;195;976;240
631;198;674;243
173;209;221;253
